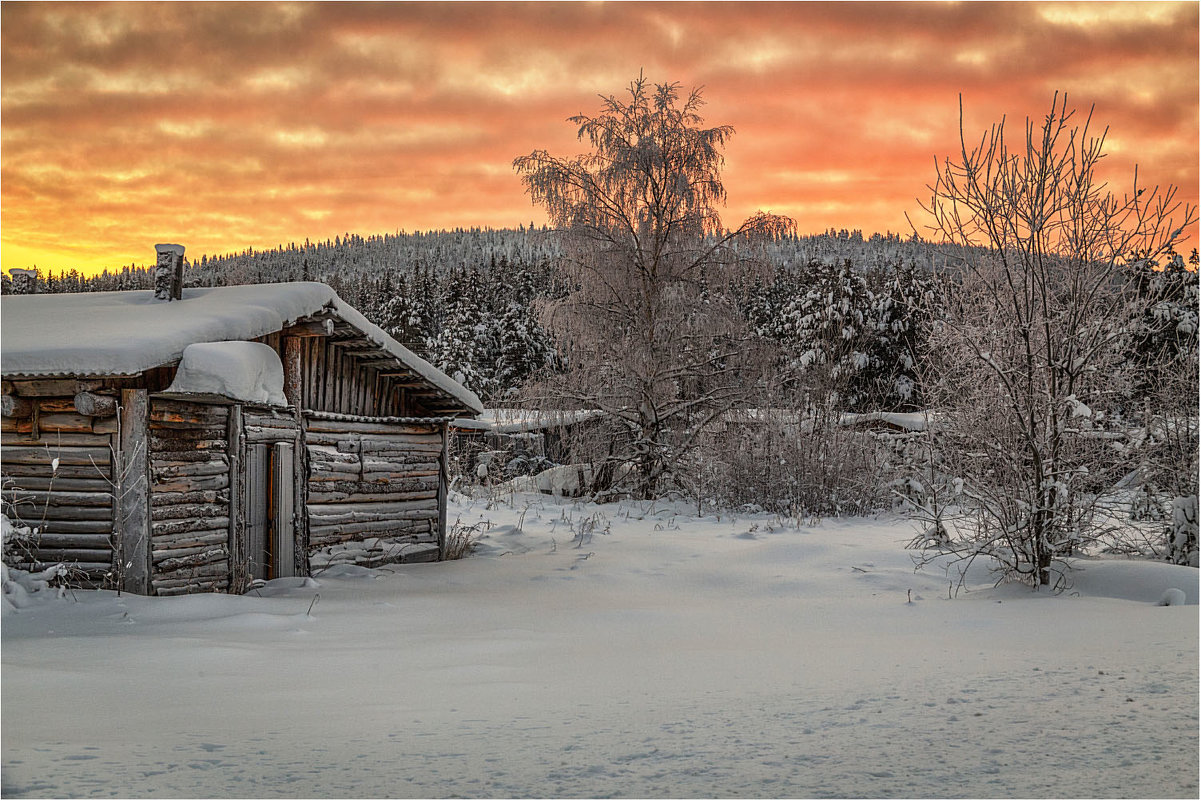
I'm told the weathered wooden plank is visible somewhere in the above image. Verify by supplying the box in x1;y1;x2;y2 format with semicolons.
243;413;298;429
73;391;118;417
36;413;96;434
0;476;112;492
148;421;227;433
151;489;229;507
304;476;438;495
305;498;438;517
227;404;247;594
150;502;229;522
7;504;112;521
308;509;437;529
149;429;227;445
18;519;112;534
284;336;302;409
151;516;231;537
307;489;438;504
151;461;229;479
151;543;226;561
154;548;228;571
0;446;111;465
155;562;229;580
24;532;111;548
306;446;360;463
359;469;441;483
23;560;111;573
92;416;119;435
32;547;111;563
149;449;230;463
9;379;82;397
150;529;228;550
153;474;229;493
35;398;77;414
245;427;299;443
0;490;113;507
437;421;448;559
1;395;34;418
115;388;151;595
2;430;113;447
151;398;231;419
0;462;112;479
308;520;434;545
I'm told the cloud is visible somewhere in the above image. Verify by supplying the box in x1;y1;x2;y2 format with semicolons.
2;1;1196;275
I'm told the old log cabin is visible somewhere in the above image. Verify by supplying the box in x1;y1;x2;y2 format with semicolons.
1;247;482;595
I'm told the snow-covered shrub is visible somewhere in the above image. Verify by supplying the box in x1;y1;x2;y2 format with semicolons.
678;406;891;518
1167;495;1198;567
2;514;75;612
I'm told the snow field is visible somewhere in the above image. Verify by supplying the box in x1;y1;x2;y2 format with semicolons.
3;493;1197;798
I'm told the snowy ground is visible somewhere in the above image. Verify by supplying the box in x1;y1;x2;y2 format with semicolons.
3;492;1198;798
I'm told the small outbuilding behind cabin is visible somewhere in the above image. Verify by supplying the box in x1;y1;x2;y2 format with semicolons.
1;249;481;595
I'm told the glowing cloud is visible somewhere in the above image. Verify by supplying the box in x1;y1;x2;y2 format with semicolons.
1;1;1196;276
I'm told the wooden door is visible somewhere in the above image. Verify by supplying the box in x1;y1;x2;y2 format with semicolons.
246;444;270;580
272;442;296;578
245;441;296;580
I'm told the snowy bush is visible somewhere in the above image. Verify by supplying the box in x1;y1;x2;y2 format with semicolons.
2;514;74;613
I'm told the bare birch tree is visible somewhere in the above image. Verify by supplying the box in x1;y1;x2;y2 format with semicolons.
514;74;792;497
913;93;1196;587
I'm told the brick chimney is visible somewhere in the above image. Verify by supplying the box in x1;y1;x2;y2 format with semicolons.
154;244;185;301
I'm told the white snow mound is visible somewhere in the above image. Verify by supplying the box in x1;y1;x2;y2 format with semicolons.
165;341;287;407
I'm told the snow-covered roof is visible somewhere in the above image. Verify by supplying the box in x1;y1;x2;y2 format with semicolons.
0;282;482;415
451;408;606;434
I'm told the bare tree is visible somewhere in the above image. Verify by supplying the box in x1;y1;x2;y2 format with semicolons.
912;93;1196;587
514;74;792;497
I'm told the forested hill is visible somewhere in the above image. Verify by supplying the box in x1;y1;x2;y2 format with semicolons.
5;227;1193;409
3;227;948;296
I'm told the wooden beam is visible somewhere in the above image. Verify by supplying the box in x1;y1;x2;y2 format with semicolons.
116;389;151;595
1;395;33;419
74;391;119;418
283;337;303;409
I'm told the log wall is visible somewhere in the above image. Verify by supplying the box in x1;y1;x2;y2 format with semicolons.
305;413;445;570
1;389;117;585
147;398;232;596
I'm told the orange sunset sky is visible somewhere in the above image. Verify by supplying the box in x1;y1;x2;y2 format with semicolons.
2;1;1198;277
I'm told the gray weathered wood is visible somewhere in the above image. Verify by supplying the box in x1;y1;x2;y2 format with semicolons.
153;474;230;493
115;389;151;595
151;516;231;537
1;490;113;507
73;391;119;418
228;404;247;593
26;532;112;548
1;430;113;447
438;421;449;559
8;379;81;397
1;395;33;418
284;336;303;409
31;518;112;534
0;476;111;492
273;441;296;578
1;446;111;466
246;443;269;580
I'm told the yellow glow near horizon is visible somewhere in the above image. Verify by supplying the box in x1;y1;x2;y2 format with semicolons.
1;1;1195;278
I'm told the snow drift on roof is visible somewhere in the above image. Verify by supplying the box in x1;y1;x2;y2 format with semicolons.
0;282;482;414
165;342;287;407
